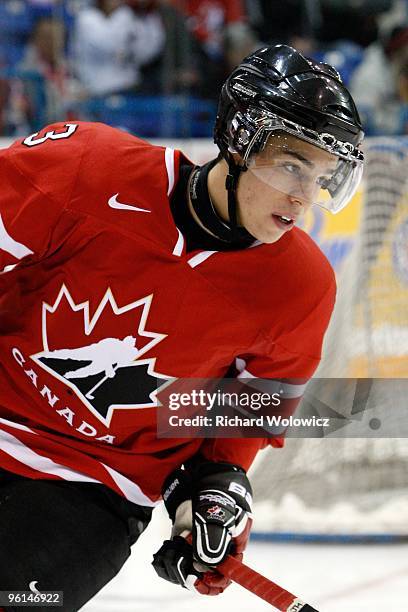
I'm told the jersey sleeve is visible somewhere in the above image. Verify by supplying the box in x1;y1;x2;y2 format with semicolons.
199;438;268;472
0;123;84;274
198;276;336;470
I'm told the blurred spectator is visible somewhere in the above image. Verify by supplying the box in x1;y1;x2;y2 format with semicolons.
350;25;408;133
171;0;247;62
19;16;66;77
317;0;393;48
378;0;408;36
71;0;165;97
0;78;11;134
246;0;320;54
69;1;216;137
350;27;400;107
0;0;34;69
26;0;89;27
397;55;408;104
123;0;202;95
169;0;256;98
11;16;70;132
312;41;364;86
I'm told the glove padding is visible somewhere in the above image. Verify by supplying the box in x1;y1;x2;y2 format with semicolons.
152;461;253;595
152;535;231;595
192;463;252;566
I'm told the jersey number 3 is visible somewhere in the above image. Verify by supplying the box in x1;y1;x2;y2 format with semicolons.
23;123;78;147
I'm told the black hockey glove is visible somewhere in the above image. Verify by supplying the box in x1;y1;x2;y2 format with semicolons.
152;461;253;595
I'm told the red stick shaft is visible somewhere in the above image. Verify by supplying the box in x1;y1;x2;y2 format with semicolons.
217;554;319;612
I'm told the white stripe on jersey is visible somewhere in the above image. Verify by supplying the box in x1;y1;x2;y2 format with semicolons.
235;358;308;398
165;148;175;196
188;251;217;268
172;228;185;257
0;427;100;482
102;463;159;507
0;422;160;507
0;213;33;260
1;263;18;274
0;416;38;434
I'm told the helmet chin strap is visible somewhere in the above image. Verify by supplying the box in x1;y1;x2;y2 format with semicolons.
189;155;254;246
225;153;247;242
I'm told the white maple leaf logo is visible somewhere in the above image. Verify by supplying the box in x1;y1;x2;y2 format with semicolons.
31;284;172;426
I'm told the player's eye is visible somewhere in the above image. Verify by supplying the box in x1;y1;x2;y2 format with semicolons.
281;162;302;176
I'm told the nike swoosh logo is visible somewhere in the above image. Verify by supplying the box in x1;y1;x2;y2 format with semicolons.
108;193;151;213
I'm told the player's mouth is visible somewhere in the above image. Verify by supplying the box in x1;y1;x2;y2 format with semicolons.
271;214;295;230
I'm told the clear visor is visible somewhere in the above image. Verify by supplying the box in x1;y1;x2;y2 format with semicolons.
247;133;363;214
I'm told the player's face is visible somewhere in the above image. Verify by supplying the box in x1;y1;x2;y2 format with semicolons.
237;134;338;243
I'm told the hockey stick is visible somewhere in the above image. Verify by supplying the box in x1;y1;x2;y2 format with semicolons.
85;364;119;399
216;554;319;611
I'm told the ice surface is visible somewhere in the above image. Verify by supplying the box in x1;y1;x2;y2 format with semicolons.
82;504;408;612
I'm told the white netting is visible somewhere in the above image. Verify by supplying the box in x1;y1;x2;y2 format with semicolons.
319;137;408;379
250;137;408;537
250;440;408;536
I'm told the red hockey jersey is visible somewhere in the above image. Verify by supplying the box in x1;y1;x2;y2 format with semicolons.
0;122;335;506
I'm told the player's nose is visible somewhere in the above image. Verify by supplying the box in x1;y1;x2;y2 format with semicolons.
285;196;304;216
287;187;314;211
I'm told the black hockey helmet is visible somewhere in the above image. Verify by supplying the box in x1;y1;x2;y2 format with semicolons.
214;44;364;162
213;45;364;235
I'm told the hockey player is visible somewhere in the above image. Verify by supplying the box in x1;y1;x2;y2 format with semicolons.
0;45;364;610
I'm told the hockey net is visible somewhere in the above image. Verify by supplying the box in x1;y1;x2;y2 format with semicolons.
250;137;408;541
